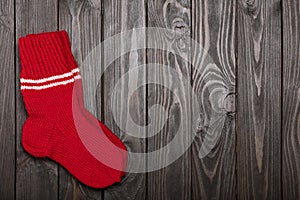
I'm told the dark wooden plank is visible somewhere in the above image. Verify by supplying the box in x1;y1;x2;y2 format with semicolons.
0;0;15;198
101;0;147;199
191;0;237;199
16;0;58;199
58;0;104;199
147;0;192;199
237;0;281;199
282;0;300;199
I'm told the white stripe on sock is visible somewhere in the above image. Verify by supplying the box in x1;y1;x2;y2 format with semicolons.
20;68;80;84
74;75;81;80
21;75;81;90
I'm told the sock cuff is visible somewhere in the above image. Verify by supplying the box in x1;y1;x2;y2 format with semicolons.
18;31;78;80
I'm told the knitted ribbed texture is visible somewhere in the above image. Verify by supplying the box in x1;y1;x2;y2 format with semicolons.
19;31;127;188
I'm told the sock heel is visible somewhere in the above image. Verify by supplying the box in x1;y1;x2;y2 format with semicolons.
22;117;54;157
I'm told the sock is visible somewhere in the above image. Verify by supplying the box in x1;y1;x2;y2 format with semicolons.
18;31;127;188
25;30;127;180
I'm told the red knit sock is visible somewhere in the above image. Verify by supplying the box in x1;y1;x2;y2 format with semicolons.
18;31;127;188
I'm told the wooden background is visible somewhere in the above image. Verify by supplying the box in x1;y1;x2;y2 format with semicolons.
0;0;299;199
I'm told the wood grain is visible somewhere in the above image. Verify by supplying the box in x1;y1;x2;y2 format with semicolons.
2;0;300;199
191;0;237;199
100;0;147;199
16;0;58;199
58;0;104;199
147;0;192;199
0;0;15;199
237;0;281;199
282;0;300;199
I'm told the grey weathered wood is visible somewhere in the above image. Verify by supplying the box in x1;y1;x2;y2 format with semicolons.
58;0;104;199
237;0;281;199
282;0;300;199
0;0;15;199
147;0;192;199
16;0;58;199
191;0;237;199
100;0;147;199
4;0;300;198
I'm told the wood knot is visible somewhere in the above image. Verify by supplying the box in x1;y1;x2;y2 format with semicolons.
240;0;260;17
224;93;236;114
172;19;189;34
170;18;190;50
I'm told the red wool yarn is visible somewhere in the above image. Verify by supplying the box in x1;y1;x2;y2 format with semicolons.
18;31;127;188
